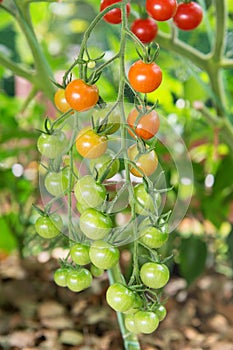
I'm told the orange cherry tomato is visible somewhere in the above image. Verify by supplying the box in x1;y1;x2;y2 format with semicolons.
128;144;158;177
54;89;71;113
76;127;108;159
65;79;99;112
128;60;162;93
127;107;160;140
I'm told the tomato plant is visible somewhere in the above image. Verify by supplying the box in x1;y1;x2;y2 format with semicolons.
140;262;170;289
100;0;130;24
173;2;203;31
128;60;162;93
76;127;108;159
146;0;177;22
127;107;160;140
35;213;63;239
130;18;158;44
128;144;158;177
65;79;99;112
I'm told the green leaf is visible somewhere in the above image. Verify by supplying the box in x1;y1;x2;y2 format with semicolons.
179;236;207;284
0;217;18;253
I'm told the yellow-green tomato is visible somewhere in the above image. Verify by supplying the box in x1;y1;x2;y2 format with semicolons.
79;208;112;240
89;150;120;180
74;175;106;208
125;314;140;334
70;243;91;265
35;213;63;239
89;240;120;269
134;311;159;334
139;219;168;248
44;167;72;197
155;304;167;321
106;283;135;312
140;262;170;289
66;268;92;292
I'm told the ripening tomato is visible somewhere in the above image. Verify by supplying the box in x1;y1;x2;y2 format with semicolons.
54;89;71;113
100;0;130;24
131;18;158;44
128;60;162;93
127;107;160;140
35;213;63;239
106;283;135;312
76;127;108;159
65;79;99;111
173;2;203;30
140;262;170;289
146;0;177;21
128;144;158;177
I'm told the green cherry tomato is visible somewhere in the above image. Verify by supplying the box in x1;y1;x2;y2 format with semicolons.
139;219;168;248
134;311;159;334
89;150;120;180
70;243;91;265
90;264;104;277
44;167;72;197
37;130;67;159
133;183;154;216
155;304;167;321
93;105;120;135
124;293;143;314
79;208;112;240
35;213;63;239
67;268;92;292
125;314;139;334
106;283;135;312
89;240;120;269
54;267;70;287
140;262;170;289
74;175;106;208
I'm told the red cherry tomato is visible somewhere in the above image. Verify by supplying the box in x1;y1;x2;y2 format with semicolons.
65;79;99;112
146;0;177;21
128;60;162;93
173;2;203;31
100;0;130;24
54;89;71;113
131;18;158;44
127;107;160;140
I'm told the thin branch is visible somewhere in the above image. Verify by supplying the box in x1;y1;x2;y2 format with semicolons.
212;0;227;61
0;53;34;82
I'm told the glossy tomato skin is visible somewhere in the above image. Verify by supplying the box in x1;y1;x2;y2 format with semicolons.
89;240;120;269
128;60;162;93
125;314;140;333
131;18;158;44
54;268;70;287
79;208;112;240
65;79;99;112
74;175;106;208
140;262;170;289
139;219;168;248
106;283;135;312
76;127;108;159
100;0;130;24
35;213;63;239
54;89;71;113
155;304;167;321
89;150;120;180
127;108;160;140
37;131;67;159
44;167;71;197
173;2;203;30
134;311;159;334
70;243;90;265
66;268;93;292
146;0;177;21
128;144;158;177
133;183;154;215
